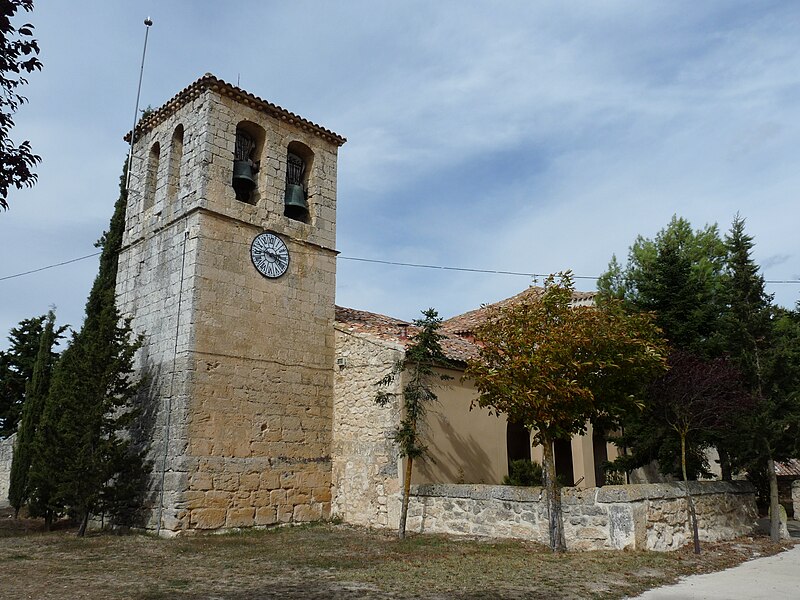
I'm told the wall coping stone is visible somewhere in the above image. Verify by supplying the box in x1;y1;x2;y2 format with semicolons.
412;480;754;504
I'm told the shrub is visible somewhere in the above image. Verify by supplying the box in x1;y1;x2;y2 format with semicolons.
503;459;543;486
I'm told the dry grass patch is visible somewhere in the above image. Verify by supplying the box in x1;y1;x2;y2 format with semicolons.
0;510;792;599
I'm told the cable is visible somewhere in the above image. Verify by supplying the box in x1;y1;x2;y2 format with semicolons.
337;255;800;284
0;251;102;281
1;251;799;285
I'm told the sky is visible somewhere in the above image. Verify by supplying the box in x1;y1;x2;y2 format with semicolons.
2;1;800;348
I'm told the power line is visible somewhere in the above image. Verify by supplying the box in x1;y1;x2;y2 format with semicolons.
339;256;595;280
0;252;102;281
1;251;799;285
337;256;800;284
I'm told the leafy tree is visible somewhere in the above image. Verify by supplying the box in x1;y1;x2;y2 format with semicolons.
375;308;452;539
7;309;57;515
645;351;755;553
0;0;42;210
466;273;668;551
29;163;149;535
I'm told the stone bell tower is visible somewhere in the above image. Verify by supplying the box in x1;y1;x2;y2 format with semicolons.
116;74;345;534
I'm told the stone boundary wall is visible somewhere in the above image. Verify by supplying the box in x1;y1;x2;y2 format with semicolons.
0;434;15;508
406;481;757;551
793;481;800;520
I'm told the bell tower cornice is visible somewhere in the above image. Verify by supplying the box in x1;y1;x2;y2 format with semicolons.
124;73;346;147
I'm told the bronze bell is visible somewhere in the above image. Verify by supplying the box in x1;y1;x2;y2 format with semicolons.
284;183;309;220
232;159;257;201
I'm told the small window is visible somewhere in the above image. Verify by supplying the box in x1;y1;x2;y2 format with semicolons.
167;125;184;202
144;142;160;211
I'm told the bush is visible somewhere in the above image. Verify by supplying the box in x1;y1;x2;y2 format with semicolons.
503;459;543;486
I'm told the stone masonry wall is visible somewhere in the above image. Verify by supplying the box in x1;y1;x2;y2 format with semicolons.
118;91;207;532
793;480;800;520
331;328;404;527
117;82;341;534
405;481;757;551
183;210;335;530
0;433;15;508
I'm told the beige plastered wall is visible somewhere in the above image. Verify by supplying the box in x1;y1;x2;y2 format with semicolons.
415;367;621;488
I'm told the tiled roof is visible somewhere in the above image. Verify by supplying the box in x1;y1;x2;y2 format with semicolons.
335;286;596;365
334;306;479;365
334;306;412;345
776;458;800;478
442;286;597;336
124;73;346;146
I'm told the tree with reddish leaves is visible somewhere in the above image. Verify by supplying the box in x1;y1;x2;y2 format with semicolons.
0;0;42;211
647;351;755;553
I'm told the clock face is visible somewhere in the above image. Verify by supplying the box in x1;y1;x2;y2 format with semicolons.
250;232;290;279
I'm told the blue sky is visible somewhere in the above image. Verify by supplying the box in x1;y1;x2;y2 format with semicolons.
2;1;799;347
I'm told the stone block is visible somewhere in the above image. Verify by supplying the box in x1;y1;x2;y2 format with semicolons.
294;503;323;522
313;486;332;503
255;506;277;526
191;508;226;530
239;472;260;491
226;507;256;528
190;472;213;491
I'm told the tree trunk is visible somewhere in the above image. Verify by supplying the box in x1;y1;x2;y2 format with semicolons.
77;509;89;537
680;432;701;554
398;455;413;540
44;509;52;532
542;433;566;552
767;456;781;543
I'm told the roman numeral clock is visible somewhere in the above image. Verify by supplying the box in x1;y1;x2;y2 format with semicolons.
250;231;290;279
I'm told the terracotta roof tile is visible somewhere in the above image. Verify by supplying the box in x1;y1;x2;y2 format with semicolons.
442;286;597;336
334;306;479;365
776;458;800;478
125;73;346;146
335;286;597;365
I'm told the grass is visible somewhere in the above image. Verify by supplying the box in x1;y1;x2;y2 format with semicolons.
0;509;793;599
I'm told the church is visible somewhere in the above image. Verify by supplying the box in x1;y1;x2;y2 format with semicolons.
118;74;621;535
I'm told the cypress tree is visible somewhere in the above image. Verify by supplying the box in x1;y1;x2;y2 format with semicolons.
31;164;148;535
7;310;57;516
722;215;800;541
0;315;46;437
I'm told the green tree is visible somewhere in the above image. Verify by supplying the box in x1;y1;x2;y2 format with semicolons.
30;163;148;535
7;309;57;515
601;216;733;478
0;315;44;437
598;215;726;356
375;308;452;539
466;273;668;551
645;351;754;553
721;216;800;541
0;0;42;211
